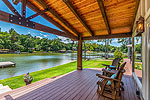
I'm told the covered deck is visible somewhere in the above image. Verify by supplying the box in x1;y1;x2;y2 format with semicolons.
0;61;140;100
0;0;148;99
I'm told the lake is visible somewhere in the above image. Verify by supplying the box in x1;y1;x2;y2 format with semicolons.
0;52;116;80
0;53;76;80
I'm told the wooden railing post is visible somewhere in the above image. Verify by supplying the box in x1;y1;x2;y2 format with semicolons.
77;36;82;70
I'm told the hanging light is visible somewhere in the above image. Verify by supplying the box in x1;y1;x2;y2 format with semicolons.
12;0;21;5
136;16;144;34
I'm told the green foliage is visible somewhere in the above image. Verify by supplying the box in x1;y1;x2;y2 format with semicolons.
135;63;142;70
135;44;141;53
0;28;75;52
114;50;123;61
0;28;133;54
0;60;111;89
117;38;129;53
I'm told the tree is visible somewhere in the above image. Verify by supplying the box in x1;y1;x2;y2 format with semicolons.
117;38;128;53
97;39;112;59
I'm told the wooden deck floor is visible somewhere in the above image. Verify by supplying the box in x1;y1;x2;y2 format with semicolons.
0;68;140;100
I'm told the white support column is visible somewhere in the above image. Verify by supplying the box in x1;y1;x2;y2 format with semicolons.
128;38;131;59
142;9;150;100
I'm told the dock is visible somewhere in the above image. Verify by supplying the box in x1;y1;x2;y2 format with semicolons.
0;62;16;68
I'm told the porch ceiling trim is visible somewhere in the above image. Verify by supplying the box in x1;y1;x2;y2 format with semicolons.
83;32;132;40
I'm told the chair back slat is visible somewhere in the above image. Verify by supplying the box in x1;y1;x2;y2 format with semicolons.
112;58;120;67
115;62;126;80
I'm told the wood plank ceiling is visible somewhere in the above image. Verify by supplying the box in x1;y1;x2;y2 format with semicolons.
27;0;137;40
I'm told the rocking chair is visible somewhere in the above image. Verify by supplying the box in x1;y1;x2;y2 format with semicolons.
96;62;126;100
102;58;120;71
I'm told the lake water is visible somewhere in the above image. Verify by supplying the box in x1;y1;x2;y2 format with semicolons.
0;53;115;80
0;53;76;80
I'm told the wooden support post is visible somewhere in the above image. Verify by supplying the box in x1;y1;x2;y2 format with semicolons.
77;37;82;70
132;37;134;72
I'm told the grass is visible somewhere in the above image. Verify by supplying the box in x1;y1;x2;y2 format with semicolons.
0;59;111;89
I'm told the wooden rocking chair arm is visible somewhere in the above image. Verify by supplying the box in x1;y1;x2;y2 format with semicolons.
102;64;110;69
96;74;121;82
102;69;115;75
102;64;110;66
107;66;116;69
96;74;112;80
102;64;110;67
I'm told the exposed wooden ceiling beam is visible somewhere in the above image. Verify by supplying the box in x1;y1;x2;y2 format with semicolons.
131;0;140;32
21;0;27;17
0;10;77;40
26;8;50;20
2;0;21;17
63;0;94;36
97;0;111;34
34;0;80;37
26;2;78;40
82;33;132;40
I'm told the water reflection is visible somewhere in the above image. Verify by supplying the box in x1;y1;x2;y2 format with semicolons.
0;53;115;80
0;54;75;79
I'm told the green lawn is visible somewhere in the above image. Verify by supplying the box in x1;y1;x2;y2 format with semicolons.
0;59;111;89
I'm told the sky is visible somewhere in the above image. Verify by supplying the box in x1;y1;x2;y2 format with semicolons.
0;0;122;47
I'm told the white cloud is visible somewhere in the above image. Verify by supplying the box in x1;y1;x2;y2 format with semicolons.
28;32;30;34
58;36;67;40
112;39;118;43
39;33;43;35
36;36;43;39
58;36;71;43
43;35;47;37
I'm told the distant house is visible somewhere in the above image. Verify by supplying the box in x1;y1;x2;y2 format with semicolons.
0;49;19;54
66;50;72;53
58;50;66;53
0;49;10;54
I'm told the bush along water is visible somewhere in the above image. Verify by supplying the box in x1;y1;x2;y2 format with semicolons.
114;50;123;61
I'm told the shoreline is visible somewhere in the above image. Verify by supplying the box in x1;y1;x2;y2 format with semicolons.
0;59;111;89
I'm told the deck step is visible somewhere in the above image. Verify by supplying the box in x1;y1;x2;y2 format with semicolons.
0;85;12;94
0;78;53;98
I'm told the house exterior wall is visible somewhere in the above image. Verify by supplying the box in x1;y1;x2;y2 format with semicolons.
132;0;150;100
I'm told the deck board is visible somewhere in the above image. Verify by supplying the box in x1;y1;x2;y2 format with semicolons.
0;69;140;100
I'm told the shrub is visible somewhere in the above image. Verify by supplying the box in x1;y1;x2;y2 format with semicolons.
114;50;123;61
135;63;142;70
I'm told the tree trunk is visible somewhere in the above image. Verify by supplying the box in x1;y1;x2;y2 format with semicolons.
105;40;107;59
84;41;86;60
128;38;131;59
105;39;109;59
